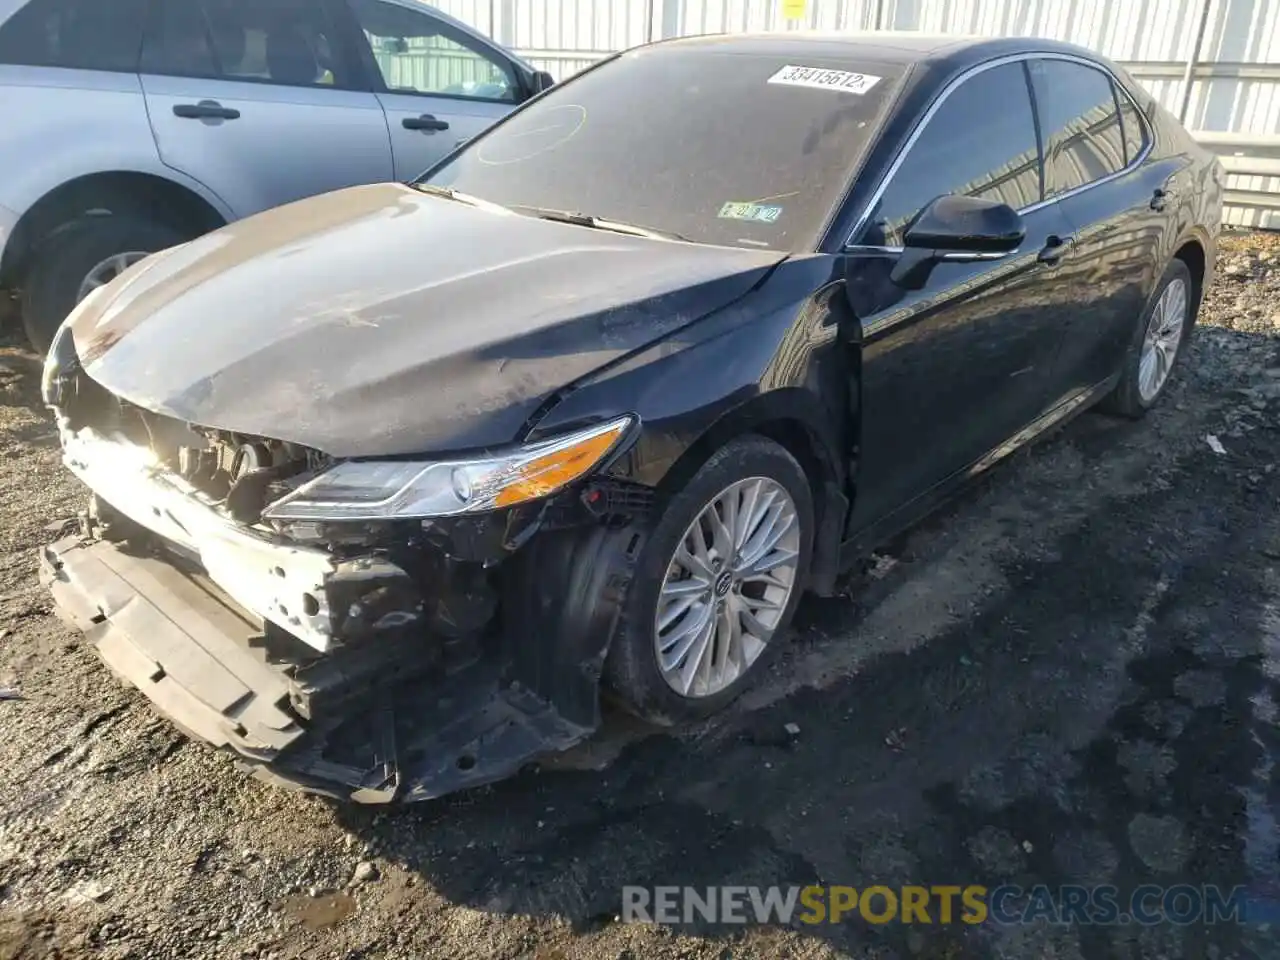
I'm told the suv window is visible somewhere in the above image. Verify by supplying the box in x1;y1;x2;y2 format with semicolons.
350;0;517;103
1116;82;1149;166
1029;59;1127;197
141;0;346;88
863;61;1041;247
0;0;147;71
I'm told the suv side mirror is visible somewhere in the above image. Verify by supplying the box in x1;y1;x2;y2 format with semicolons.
531;70;555;94
888;195;1026;290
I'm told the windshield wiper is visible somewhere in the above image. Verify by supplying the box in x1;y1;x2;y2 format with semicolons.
410;183;511;214
511;205;692;243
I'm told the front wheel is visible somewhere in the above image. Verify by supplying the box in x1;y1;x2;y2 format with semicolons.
604;435;814;725
1099;259;1196;418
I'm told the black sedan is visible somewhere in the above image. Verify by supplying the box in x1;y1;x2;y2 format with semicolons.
40;33;1222;802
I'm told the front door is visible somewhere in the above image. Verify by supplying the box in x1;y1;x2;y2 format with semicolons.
845;59;1078;532
140;0;393;219
344;0;524;181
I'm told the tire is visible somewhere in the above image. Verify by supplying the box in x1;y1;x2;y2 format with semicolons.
604;435;815;725
20;215;188;353
1099;258;1197;419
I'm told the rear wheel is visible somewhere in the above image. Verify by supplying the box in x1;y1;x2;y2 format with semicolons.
1100;259;1196;418
20;215;188;353
605;435;814;724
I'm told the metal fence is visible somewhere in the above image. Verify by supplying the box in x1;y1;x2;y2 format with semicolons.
434;0;1280;229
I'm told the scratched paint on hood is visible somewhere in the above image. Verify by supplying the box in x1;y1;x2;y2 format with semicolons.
70;183;784;457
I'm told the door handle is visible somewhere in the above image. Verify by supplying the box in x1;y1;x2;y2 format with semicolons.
173;101;240;121
1037;234;1074;265
403;114;449;132
1150;186;1175;211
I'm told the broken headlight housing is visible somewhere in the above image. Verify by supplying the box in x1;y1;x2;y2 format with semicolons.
262;415;635;522
42;298;98;407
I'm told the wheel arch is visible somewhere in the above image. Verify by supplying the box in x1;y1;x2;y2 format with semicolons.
651;388;852;595
655;392;840;497
1171;234;1208;312
1;171;229;289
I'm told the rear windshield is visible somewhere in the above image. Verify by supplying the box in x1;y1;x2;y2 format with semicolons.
421;45;906;252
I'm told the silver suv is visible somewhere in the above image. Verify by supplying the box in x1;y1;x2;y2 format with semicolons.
0;0;549;350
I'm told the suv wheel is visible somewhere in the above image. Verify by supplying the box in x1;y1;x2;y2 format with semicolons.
21;216;188;353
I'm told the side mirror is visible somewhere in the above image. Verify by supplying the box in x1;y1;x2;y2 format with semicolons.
888;195;1025;290
531;69;556;94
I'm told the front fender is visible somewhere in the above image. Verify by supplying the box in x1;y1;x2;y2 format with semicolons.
527;256;850;491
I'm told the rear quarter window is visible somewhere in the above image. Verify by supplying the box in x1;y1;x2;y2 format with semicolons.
1115;82;1149;165
0;0;148;72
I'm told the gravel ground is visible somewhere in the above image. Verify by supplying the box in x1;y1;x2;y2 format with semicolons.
2;233;1280;959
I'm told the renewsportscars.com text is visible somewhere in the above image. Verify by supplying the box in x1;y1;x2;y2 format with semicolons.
621;884;1253;926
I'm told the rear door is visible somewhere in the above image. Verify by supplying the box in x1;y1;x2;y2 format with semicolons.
1027;57;1173;395
342;0;525;180
846;60;1080;531
0;0;154;217
139;0;393;219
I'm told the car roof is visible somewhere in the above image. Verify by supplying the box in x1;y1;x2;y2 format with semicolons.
651;31;1104;72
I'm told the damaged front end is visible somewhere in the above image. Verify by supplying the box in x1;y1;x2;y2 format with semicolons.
39;327;650;803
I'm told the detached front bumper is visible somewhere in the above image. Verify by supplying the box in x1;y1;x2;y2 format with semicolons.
41;533;593;802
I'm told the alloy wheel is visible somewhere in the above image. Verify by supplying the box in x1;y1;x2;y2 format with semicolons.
654;476;801;698
1138;277;1189;403
77;251;149;302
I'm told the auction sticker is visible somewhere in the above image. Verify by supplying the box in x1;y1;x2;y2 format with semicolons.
719;201;783;223
767;64;881;95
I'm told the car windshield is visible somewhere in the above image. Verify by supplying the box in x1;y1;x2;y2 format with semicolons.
419;44;906;252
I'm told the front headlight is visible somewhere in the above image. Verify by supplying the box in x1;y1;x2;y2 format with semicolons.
262;415;635;521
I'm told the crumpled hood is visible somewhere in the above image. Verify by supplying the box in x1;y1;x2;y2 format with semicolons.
70;183;783;457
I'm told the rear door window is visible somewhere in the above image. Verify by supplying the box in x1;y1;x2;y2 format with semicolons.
0;0;148;71
141;0;348;89
1028;58;1128;197
862;61;1042;247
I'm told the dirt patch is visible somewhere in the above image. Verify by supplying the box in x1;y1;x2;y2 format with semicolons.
1;232;1278;959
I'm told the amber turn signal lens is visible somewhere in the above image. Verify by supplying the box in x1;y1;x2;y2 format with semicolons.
493;422;628;507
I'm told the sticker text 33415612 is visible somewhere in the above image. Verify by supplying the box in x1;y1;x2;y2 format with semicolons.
767;64;882;95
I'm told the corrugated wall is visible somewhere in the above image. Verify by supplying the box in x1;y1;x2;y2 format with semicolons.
438;0;1280;227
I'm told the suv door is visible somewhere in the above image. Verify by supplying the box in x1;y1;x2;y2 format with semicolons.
1027;57;1173;393
343;0;526;180
139;0;393;219
845;60;1079;532
0;0;154;256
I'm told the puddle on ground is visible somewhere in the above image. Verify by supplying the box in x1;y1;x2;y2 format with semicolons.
276;891;357;931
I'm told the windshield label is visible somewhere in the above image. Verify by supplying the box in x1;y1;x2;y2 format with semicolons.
718;201;783;224
767;65;881;95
